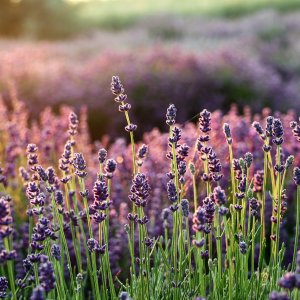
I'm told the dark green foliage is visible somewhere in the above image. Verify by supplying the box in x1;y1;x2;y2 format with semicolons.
0;0;77;39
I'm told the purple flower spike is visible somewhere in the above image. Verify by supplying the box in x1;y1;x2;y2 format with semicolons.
293;167;300;185
166;104;177;126
98;148;107;164
38;260;56;292
213;186;227;206
30;285;45;300
0;276;8;299
272;118;284;145
278;272;296;290
199;109;211;134
269;291;290;300
111;76;125;96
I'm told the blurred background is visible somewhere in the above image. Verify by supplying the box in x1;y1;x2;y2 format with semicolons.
1;0;300;140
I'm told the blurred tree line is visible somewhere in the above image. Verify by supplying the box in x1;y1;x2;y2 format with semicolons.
0;0;77;39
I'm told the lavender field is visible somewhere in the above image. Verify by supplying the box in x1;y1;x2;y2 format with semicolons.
1;1;300;300
0;76;298;299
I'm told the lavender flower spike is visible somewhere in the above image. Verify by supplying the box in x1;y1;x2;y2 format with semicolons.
30;285;45;300
0;277;8;299
38;260;56;292
181;199;189;217
252;121;266;140
98;148;107;164
51;244;61;261
166;104;177;126
119;291;132;300
213;186;226;206
111;76;125;96
167;181;178;203
272;118;284;145
105;159;117;174
269;291;290;300
73;153;87;178
199;109;211;134
290;118;300;141
223;123;232;144
293;167;300;185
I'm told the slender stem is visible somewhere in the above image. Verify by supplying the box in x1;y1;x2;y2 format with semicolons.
4;237;16;300
68;184;83;273
192;174;198;212
229;145;236;205
122;102;136;175
294;289;299;300
275;145;282;266
73;183;96;297
259;152;267;269
185;217;192;290
251;217;255;276
292;185;300;270
104;178;116;298
216;211;222;286
79;179;101;300
224;216;233;300
267;151;276;195
54;259;66;300
169;125;180;291
228;144;237;249
51;193;76;293
122;101;137;283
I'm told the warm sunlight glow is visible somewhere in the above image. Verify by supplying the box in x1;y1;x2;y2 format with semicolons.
67;0;112;2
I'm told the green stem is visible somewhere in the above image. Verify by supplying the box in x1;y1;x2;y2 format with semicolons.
122;101;137;283
51;195;76;293
251;216;255;276
4;237;16;300
259;152;267;269
224;216;233;300
292;185;300;271
79;179;101;300
192;174;198;212
122;102;136;175
229;144;236;205
169;125;180;294
104;178;116;299
216;211;222;289
275;145;282;266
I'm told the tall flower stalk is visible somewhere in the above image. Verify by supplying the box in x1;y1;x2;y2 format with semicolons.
272;118;284;268
165;104;180;296
290;118;300;271
111;76;137;280
292;169;300;271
